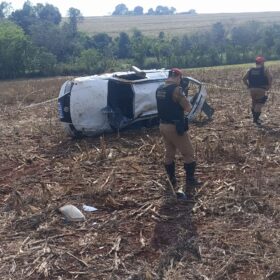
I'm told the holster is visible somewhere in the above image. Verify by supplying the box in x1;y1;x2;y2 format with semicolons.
174;118;189;136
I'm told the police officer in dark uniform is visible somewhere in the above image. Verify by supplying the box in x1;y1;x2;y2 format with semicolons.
156;68;201;198
242;56;272;125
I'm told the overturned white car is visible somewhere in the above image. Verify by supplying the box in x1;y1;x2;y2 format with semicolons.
58;67;214;137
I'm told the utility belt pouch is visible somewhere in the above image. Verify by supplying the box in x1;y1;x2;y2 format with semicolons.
174;119;188;136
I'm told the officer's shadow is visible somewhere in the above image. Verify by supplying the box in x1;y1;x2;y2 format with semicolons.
151;186;201;277
257;123;280;138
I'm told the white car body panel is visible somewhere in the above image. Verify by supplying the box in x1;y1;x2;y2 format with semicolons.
71;78;111;134
133;81;162;118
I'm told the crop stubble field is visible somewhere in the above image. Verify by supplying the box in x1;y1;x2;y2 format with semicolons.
78;12;280;37
0;64;279;279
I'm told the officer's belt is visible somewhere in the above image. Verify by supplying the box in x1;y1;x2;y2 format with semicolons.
249;86;267;90
160;120;176;124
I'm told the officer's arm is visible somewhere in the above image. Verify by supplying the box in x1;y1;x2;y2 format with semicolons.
173;86;192;113
242;70;249;88
265;68;272;90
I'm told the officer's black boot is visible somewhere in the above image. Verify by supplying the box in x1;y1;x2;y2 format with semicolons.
164;162;186;200
164;162;177;186
253;112;261;125
184;161;202;188
251;108;255;120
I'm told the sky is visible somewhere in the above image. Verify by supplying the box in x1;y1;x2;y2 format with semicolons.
9;0;280;17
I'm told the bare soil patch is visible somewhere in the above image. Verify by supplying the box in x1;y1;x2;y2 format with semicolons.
0;66;279;279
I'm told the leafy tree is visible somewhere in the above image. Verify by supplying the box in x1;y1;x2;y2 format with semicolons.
147;8;155;15
230;22;262;62
272;37;280;58
76;32;93;50
27;47;57;76
78;49;101;73
34;3;61;25
9;1;61;34
0;21;30;78
211;22;226;64
155;6;175;15
131;29;149;67
268;24;280;58
67;7;83;37
211;22;225;42
188;9;196;14
150;40;162;64
112;4;128;16
38;50;57;75
0;1;11;19
92;33;112;53
116;32;132;59
90;33;114;63
133;6;143;15
78;48;116;74
9;0;37;34
180;35;191;52
158;32;165;40
56;22;85;61
225;46;238;64
170;7;176;14
29;22;67;60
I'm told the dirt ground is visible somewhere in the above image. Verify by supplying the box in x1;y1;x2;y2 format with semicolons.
0;66;279;280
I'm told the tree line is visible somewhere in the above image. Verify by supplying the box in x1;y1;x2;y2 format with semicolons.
0;1;280;80
112;4;196;16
